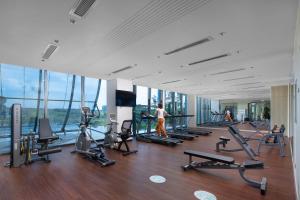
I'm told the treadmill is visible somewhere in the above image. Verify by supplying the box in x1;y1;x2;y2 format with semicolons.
185;127;212;136
166;114;197;140
175;114;212;136
136;112;183;146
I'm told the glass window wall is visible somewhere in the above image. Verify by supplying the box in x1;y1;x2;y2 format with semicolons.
0;63;107;153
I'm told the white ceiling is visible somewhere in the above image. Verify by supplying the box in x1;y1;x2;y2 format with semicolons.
0;0;298;100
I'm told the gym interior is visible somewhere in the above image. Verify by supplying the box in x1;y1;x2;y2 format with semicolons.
0;0;300;200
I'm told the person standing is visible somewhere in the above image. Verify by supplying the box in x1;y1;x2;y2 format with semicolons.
155;103;168;137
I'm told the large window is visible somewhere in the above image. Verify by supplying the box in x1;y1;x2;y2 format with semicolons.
135;86;149;133
182;94;188;127
150;88;159;130
0;64;43;153
0;63;107;153
196;97;211;125
164;91;174;129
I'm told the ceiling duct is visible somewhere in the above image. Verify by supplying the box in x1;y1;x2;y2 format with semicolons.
189;53;230;66
223;76;255;82
69;0;96;21
210;68;245;76
161;80;181;85
42;44;58;60
164;36;213;55
111;66;133;74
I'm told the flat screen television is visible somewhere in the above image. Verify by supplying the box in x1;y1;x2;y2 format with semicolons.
116;90;136;107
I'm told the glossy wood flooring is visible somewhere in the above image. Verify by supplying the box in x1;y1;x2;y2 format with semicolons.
0;124;296;200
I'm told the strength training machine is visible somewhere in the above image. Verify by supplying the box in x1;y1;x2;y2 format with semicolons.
6;104;62;167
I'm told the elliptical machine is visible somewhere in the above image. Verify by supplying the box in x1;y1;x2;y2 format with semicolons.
71;107;115;167
103;114;119;149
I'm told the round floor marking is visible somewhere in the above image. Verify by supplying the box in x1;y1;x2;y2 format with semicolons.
194;190;217;200
149;175;166;183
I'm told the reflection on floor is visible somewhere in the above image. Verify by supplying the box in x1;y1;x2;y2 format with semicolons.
0;123;296;200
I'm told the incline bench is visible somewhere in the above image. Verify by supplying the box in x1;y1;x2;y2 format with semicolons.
216;126;258;160
182;150;267;195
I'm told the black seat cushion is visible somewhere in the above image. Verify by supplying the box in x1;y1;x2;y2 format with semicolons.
243;160;264;168
219;136;230;141
184;150;235;164
37;135;59;143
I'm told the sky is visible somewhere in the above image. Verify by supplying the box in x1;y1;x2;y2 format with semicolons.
0;63;107;109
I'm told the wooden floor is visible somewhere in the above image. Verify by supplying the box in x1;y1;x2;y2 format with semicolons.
0;124;296;200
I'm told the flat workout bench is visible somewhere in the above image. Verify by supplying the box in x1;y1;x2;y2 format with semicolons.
182;150;267;195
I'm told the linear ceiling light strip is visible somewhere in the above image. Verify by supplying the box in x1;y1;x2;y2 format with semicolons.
161;80;181;85
223;76;255;82
210;68;245;76
242;86;265;90
189;53;230;66
111;66;133;74
165;36;213;55
231;82;261;86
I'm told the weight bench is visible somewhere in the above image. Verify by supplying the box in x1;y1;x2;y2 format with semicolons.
216;126;257;160
182;150;267;195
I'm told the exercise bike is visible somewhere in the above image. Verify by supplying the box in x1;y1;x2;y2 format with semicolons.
103;114;138;156
71;107;115;167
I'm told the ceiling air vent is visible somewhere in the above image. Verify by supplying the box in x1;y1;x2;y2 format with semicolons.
111;66;133;74
69;0;96;21
165;36;213;55
189;53;230;66
42;44;58;60
210;68;245;76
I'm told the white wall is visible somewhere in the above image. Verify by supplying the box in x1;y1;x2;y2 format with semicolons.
293;1;300;198
107;78;133;132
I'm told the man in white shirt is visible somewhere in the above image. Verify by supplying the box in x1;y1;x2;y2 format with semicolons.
154;103;168;137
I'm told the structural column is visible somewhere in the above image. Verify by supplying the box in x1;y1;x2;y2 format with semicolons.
271;85;289;136
107;78;133;132
187;94;197;127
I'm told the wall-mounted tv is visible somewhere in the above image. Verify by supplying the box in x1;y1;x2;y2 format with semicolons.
116;90;136;107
